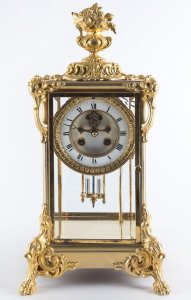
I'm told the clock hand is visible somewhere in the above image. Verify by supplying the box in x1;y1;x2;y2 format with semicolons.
72;125;111;133
97;126;111;134
89;126;111;135
72;125;111;135
77;127;92;133
70;125;92;133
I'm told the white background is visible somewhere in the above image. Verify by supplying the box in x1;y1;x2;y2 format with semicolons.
0;0;191;299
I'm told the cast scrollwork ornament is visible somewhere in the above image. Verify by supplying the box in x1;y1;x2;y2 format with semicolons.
28;76;48;143
19;204;78;295
113;204;170;295
141;93;156;143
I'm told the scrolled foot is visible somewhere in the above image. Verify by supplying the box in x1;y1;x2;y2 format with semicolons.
153;280;170;295
19;279;36;295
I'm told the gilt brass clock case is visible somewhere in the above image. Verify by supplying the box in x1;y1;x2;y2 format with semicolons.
54;96;135;175
19;3;170;297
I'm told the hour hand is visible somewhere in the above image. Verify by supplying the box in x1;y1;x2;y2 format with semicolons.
77;127;91;134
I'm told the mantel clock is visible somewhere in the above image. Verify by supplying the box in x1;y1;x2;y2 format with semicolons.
19;3;170;295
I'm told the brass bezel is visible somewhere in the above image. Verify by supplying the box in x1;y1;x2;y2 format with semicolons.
53;97;135;175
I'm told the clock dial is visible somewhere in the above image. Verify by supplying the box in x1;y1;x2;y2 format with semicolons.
54;97;135;175
69;109;119;158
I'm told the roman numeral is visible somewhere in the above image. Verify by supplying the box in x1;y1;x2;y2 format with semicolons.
122;97;129;106
107;155;111;161
116;117;122;122
66;144;73;151
63;132;69;135
76;106;82;113
120;131;126;136
122;97;135;107
116;143;123;151
92;158;97;165
107;106;110;113
77;154;83;161
91;103;96;109
66;118;73;122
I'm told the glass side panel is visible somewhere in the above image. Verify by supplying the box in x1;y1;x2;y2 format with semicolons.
53;96;136;241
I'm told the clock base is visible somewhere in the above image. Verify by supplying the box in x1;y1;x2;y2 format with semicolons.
19;204;170;295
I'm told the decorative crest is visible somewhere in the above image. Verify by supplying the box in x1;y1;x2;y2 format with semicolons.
72;3;116;34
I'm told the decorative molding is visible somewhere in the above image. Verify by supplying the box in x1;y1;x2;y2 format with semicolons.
122;74;158;93
64;61;126;81
28;74;158;93
113;204;170;295
19;204;78;295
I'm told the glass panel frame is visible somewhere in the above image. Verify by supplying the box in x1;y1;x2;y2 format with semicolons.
46;91;144;243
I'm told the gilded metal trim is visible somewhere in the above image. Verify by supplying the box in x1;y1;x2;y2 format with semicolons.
53;97;135;175
141;93;156;142
64;62;126;81
19;204;78;295
54;239;136;245
113;204;170;295
33;92;48;143
54;212;135;220
119;167;123;223
28;74;158;93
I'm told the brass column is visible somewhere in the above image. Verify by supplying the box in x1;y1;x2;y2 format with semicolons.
56;97;62;238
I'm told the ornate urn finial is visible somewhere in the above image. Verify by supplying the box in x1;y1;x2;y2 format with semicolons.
72;3;116;62
63;3;126;81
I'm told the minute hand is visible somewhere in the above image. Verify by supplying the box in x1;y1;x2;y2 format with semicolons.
98;126;111;134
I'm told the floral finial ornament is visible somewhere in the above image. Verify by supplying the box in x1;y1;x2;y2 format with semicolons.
72;3;116;34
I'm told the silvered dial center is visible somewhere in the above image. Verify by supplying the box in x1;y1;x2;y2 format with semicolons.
69;109;119;158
